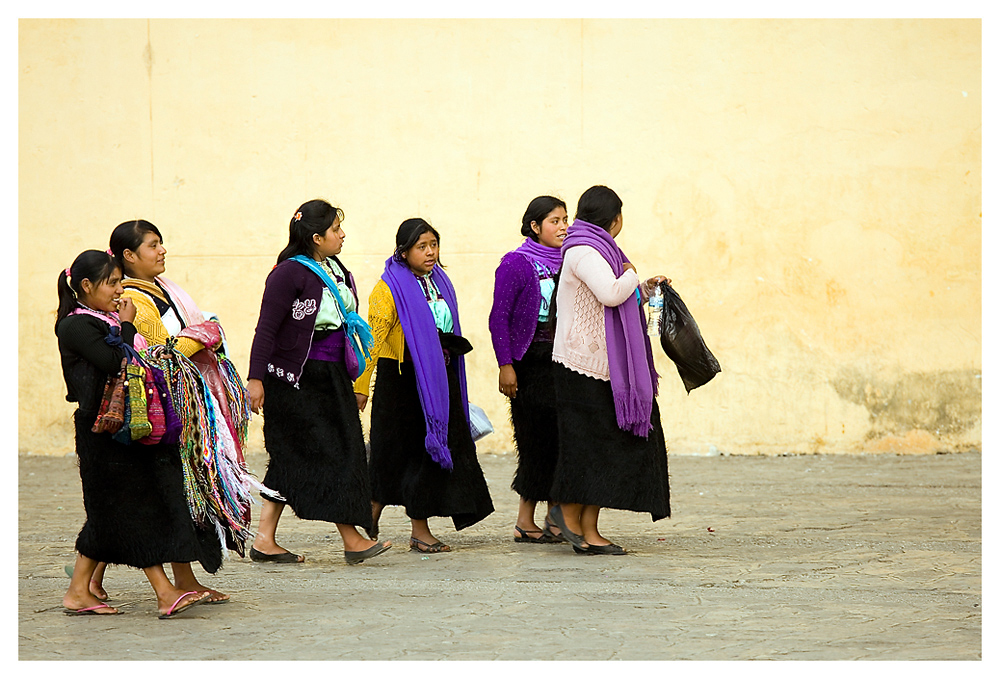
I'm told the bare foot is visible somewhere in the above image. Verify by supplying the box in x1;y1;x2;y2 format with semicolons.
173;575;230;604
342;535;381;552
198;588;229;603
582;531;613;547
89;580;109;601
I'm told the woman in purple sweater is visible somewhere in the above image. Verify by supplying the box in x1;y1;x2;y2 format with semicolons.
489;196;569;544
246;199;391;565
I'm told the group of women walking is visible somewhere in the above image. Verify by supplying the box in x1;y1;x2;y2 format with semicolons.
54;185;671;618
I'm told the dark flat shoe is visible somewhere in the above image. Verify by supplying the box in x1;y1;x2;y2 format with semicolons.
514;526;561;544
548;505;587;550
345;540;392;565
582;543;628;556
249;547;303;563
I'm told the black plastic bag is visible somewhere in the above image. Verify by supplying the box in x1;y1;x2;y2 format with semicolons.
657;282;721;393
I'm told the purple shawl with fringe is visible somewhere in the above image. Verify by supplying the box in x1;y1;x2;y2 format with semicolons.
381;257;469;470
561;219;658;437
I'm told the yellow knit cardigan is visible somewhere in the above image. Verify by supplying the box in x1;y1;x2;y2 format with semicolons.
353;280;406;397
121;280;205;358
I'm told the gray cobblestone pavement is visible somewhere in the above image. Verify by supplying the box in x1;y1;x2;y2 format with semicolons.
18;451;981;661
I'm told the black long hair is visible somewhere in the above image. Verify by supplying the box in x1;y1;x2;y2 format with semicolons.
393;218;444;266
277;199;345;265
575;185;623;231
109;219;163;277
55;250;120;333
520;195;567;241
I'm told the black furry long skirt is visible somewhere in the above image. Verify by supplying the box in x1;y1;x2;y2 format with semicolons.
550;363;671;521
73;411;223;572
369;357;494;529
509;342;560;502
261;359;373;531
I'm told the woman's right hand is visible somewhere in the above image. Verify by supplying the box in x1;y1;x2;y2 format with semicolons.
117;297;136;324
248;379;264;414
498;364;517;399
356;393;368;412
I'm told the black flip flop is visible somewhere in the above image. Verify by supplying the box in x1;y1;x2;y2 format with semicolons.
345;540;392;565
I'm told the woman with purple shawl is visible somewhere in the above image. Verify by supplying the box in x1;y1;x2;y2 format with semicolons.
354;218;494;554
546;186;672;556
488;196;569;545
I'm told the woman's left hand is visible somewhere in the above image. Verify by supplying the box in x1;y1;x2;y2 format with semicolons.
643;275;671;295
247;379;264;414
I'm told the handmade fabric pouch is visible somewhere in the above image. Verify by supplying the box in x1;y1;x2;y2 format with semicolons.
92;357;128;434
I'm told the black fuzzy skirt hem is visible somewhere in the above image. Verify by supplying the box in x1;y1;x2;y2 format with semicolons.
550;363;671;520
261;359;373;530
73;411;223;571
369;357;494;530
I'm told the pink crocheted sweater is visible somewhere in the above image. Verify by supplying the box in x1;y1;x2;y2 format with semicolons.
552;246;645;381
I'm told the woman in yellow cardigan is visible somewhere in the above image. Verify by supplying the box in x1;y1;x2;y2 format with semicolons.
99;218;246;604
354;218;493;553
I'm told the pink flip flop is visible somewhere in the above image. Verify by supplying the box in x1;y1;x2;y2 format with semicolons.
64;603;120;616
157;591;208;619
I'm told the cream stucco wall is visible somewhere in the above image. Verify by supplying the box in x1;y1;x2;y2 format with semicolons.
19;19;981;456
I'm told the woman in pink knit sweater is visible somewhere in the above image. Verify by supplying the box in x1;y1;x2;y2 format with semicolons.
547;186;672;555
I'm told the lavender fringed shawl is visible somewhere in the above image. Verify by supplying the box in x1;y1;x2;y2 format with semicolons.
561;219;658;437
381;257;469;470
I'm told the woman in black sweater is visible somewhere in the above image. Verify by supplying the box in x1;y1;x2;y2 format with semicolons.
56;250;215;618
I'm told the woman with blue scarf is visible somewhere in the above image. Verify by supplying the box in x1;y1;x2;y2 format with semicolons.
246;199;391;565
354;218;494;553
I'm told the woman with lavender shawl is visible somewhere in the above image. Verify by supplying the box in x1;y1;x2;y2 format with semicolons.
546;186;672;556
354;218;494;553
488;196;569;545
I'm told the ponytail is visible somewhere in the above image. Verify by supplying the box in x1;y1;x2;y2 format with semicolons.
55;250;120;334
277;199;344;265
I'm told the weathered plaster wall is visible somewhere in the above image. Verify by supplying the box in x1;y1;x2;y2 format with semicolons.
19;19;981;456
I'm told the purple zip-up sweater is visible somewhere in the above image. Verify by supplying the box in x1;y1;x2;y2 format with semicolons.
488;251;545;367
248;256;358;387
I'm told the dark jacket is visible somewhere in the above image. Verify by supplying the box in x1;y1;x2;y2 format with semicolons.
248;256;358;387
57;314;139;414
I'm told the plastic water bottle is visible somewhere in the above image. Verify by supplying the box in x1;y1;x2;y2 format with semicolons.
646;284;663;336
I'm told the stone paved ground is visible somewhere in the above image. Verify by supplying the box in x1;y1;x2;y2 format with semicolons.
18;451;981;661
